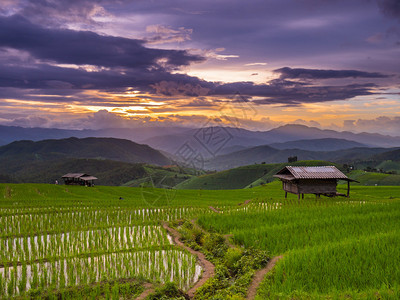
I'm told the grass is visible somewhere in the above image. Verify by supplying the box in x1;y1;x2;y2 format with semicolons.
123;165;192;188
349;170;400;186
0;182;272;298
175;165;269;190
258;232;400;298
197;185;400;298
176;160;344;190
1;180;399;298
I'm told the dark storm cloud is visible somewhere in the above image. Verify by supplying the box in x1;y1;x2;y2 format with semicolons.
0;58;377;105
0;15;203;69
3;0;115;27
0;5;392;107
212;80;375;105
378;0;400;20
0;61;212;93
274;67;390;80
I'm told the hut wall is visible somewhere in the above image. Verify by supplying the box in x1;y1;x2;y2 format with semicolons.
297;179;337;194
282;179;337;194
282;181;299;194
63;178;85;186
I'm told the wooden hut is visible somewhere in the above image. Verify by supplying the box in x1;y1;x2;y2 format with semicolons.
273;166;357;199
62;173;97;186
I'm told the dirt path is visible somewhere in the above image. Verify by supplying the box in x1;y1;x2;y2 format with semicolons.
186;219;279;300
223;234;236;249
208;206;220;213
162;222;215;299
246;255;284;300
239;199;252;206
136;283;154;300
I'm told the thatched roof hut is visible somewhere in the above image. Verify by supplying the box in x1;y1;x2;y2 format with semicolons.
274;166;357;199
62;173;97;186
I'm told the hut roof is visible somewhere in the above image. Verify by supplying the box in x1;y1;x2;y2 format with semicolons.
62;173;87;178
274;166;354;181
62;173;97;181
80;176;98;181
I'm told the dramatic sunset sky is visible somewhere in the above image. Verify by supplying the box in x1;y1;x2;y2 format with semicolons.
0;0;399;134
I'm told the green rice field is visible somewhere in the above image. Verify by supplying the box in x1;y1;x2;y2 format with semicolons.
198;182;400;299
0;182;399;298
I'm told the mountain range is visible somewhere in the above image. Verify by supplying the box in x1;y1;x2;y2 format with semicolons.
268;138;366;151
2;124;400;151
0;137;171;167
0;137;174;184
205;145;397;171
0;125;190;147
2;124;400;181
1;134;400;185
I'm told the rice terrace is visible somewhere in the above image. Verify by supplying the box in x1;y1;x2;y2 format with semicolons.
1;177;399;299
1;0;400;298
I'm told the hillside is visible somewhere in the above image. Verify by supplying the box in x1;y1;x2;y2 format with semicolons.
206;145;395;171
175;165;269;190
269;138;367;151
123;165;194;188
1;157;192;186
3;124;400;153
370;148;400;162
348;170;400;186
176;160;342;190
141;127;269;156
13;158;147;185
266;124;400;147
0;137;181;185
0;137;172;170
0;125;191;146
344;148;400;173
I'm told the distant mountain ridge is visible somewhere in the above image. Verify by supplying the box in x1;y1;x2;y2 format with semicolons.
206;145;399;171
371;148;400;162
269;138;367;151
0;137;182;185
265;124;400;147
3;124;400;150
0;137;172;175
0;125;191;146
143;125;400;154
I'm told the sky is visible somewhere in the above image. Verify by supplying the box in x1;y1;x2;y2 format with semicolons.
0;0;400;135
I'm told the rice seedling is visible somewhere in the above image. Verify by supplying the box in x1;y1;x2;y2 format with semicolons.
1;182;398;298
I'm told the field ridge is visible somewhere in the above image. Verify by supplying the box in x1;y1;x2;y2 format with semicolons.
162;222;215;299
247;255;284;299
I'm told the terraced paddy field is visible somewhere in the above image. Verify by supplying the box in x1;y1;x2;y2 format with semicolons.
199;182;400;299
0;182;399;299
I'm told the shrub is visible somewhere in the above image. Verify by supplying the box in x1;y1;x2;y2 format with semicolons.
146;282;188;300
224;248;243;274
202;233;228;258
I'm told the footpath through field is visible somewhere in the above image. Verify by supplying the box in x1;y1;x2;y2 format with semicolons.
162;222;215;299
136;283;155;300
246;255;284;299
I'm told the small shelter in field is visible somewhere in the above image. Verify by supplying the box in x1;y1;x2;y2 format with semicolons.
62;173;97;186
273;166;357;199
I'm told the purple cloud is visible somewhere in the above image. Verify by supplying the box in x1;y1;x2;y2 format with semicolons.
378;0;400;21
0;15;203;69
274;67;390;80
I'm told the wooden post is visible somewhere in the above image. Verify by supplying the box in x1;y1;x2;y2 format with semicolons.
298;193;300;200
302;193;304;199
285;191;287;199
347;180;350;197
